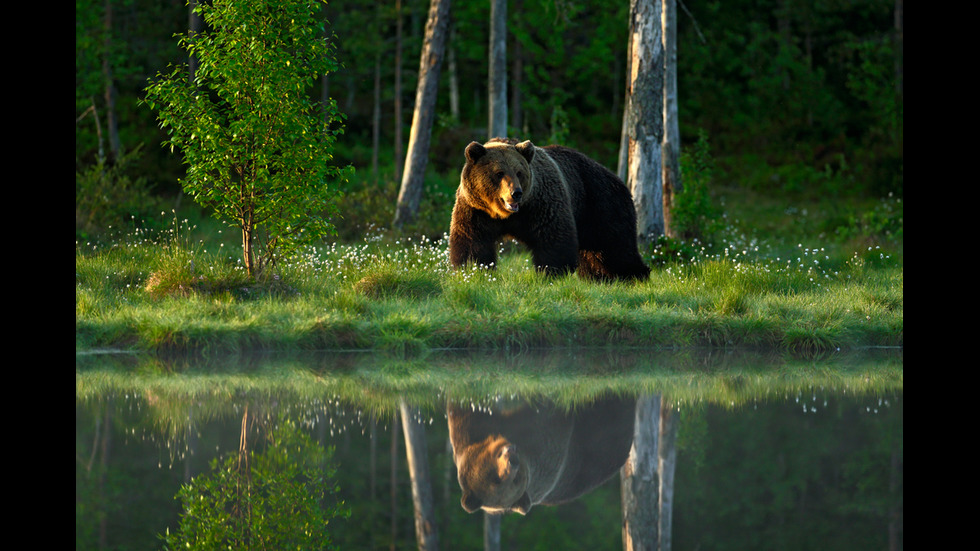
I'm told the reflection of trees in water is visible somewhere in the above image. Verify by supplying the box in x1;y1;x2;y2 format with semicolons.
401;399;439;551
619;395;680;551
74;351;903;550
76;397;113;548
161;405;350;550
672;396;903;551
440;393;676;550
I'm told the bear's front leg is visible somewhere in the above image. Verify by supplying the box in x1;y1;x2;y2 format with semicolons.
531;247;578;277
450;236;498;269
449;205;500;269
528;233;578;277
523;210;579;277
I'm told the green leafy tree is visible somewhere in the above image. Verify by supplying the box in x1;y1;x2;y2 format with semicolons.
144;0;352;279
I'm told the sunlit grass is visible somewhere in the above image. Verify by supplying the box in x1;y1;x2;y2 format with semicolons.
76;210;902;356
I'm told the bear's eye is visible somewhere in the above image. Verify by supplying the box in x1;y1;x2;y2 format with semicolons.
495;171;506;180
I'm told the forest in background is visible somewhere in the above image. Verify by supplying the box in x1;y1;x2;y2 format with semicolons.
75;0;903;240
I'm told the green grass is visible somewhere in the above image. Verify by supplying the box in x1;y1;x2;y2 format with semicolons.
76;200;903;356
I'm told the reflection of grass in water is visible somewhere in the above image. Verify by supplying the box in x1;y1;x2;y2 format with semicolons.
75;349;902;487
76;348;903;426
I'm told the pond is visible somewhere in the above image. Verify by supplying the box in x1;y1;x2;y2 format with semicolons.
76;348;902;550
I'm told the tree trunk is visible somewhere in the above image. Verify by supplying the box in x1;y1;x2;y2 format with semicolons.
188;0;201;83
242;220;256;279
390;409;400;551
97;400;112;549
188;1;198;80
102;0;121;159
442;437;453;544
81;98;106;163
484;512;501;551
658;400;678;551
372;12;382;184
510;5;523;134
394;0;405;182
400;399;440;551
448;24;460;121
370;414;378;500
661;0;681;239
625;0;665;244
621;394;660;551
617;35;632;182
488;0;507;138
392;0;451;229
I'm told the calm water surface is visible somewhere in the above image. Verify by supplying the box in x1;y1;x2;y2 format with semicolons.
75;349;902;550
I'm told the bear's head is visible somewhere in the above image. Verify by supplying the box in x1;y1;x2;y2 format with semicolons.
456;435;532;515
459;140;535;219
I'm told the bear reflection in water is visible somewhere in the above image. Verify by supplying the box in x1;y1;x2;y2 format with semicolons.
448;395;636;515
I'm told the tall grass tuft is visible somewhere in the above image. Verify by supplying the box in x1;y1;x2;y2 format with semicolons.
142;213;252;298
353;266;442;300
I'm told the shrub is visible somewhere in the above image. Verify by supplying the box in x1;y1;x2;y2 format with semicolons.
75;145;158;238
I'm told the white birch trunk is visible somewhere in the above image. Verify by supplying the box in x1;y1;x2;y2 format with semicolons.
621;394;661;551
392;0;451;229
625;0;665;244
658;400;678;551
400;399;440;551
448;24;460;121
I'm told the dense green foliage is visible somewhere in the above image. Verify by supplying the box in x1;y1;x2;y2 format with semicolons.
75;145;159;238
671;128;721;242
76;0;903;241
142;0;352;278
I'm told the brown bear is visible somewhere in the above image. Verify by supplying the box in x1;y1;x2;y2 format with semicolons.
448;396;635;515
449;138;651;281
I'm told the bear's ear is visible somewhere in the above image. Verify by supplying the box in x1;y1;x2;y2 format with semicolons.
515;140;535;164
512;492;532;515
461;491;483;513
465;141;487;164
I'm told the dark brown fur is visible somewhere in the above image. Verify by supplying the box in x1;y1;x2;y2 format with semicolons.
449;138;650;281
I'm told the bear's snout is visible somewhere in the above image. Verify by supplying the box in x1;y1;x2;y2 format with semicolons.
502;188;522;213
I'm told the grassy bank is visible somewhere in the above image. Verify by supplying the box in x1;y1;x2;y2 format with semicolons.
75;201;902;356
